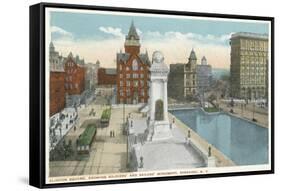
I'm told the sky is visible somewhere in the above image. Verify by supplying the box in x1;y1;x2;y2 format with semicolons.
49;10;269;69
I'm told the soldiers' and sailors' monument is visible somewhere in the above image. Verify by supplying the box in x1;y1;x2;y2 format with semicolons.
147;51;172;141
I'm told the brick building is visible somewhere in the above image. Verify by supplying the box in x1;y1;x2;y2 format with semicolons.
97;68;117;86
116;22;150;104
64;52;86;95
49;42;65;116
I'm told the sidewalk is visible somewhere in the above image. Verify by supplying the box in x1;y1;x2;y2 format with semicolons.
219;102;268;128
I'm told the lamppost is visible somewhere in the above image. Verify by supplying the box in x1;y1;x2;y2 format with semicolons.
252;99;256;122
241;96;244;117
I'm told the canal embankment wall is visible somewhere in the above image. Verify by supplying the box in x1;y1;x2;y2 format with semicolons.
168;112;235;167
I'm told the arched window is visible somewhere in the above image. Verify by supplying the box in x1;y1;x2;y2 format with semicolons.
155;99;164;121
132;59;138;71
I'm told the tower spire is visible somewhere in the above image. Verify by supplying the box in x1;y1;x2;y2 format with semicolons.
124;20;141;54
126;20;139;40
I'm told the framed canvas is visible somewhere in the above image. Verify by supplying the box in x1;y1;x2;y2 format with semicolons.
29;2;274;188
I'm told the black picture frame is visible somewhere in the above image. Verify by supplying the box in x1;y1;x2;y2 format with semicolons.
29;2;274;189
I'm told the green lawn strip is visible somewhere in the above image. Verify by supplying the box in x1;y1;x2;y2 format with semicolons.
203;107;220;113
78;124;96;146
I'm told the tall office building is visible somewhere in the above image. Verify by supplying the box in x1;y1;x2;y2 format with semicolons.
230;32;268;99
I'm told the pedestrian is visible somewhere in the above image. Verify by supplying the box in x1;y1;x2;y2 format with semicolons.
110;130;112;137
113;131;115;137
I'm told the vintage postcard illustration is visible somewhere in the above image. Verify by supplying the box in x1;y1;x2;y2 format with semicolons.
45;7;272;184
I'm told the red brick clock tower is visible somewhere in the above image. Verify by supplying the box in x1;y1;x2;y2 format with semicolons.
116;22;150;104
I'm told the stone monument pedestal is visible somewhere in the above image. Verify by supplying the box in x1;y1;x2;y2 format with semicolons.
150;121;172;141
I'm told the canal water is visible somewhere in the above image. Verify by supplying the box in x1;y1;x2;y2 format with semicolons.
170;109;268;165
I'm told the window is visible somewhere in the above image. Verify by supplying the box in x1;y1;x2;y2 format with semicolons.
140;73;144;78
126;67;130;71
133;73;138;78
120;81;123;86
134;81;138;87
75;83;78;89
127;81;130;86
120;74;123;78
132;59;138;71
126;73;130;78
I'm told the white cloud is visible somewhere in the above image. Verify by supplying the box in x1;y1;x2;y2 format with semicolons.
219;33;233;42
51;26;73;38
144;31;232;45
99;26;124;37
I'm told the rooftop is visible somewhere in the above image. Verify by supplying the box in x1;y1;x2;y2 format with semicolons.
231;32;268;40
105;68;117;75
117;52;150;66
126;21;140;40
189;49;197;60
